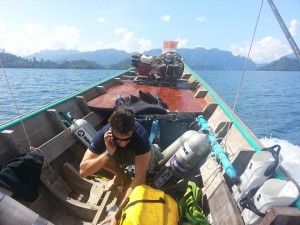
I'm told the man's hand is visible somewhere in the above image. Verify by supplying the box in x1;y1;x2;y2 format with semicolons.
104;128;116;155
99;212;118;225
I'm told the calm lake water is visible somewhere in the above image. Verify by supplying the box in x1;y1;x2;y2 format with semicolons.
0;68;300;184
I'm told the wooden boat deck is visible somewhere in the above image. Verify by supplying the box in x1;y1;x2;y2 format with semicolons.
87;81;207;112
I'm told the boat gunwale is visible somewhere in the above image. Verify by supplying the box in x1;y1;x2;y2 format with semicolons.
185;64;262;151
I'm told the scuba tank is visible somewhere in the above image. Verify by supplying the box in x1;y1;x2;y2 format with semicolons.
233;145;282;205
158;130;198;167
70;119;97;148
240;178;299;225
153;132;210;188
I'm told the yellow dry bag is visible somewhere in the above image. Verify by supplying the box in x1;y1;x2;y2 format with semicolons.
119;185;179;225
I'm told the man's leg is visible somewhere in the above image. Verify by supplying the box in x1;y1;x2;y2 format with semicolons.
102;158;123;191
103;149;135;191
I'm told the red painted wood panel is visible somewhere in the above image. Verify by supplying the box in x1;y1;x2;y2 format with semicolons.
87;82;207;112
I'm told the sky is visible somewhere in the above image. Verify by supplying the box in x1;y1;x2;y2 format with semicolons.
0;0;299;63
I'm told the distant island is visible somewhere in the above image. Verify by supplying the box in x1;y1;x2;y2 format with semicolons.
0;53;107;70
257;56;300;71
0;48;299;71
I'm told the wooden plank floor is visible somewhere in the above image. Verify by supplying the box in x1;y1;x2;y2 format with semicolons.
87;82;207;112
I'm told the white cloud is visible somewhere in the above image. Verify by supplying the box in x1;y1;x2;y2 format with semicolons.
160;15;171;23
53;25;81;48
0;22;82;56
229;19;300;63
289;19;300;36
176;38;188;48
0;21;153;56
138;39;153;52
196;44;206;48
230;36;292;63
97;17;106;24
196;16;205;23
0;21;6;30
81;40;105;51
108;27;153;53
114;27;127;34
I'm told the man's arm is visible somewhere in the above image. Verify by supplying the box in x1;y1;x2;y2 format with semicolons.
80;129;116;178
79;149;110;178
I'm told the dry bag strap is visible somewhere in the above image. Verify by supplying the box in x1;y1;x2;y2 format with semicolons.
125;197;166;210
239;187;266;217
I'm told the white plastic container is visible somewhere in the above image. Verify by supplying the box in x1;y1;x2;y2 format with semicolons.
70;119;97;148
233;150;282;204
241;179;299;225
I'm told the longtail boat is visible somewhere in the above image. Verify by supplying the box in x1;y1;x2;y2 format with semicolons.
0;40;299;225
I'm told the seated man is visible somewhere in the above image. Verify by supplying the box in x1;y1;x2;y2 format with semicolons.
79;109;151;223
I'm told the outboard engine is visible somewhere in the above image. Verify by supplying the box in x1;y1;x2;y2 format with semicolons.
131;54;152;75
153;132;210;188
136;63;151;75
157;52;184;81
131;54;142;67
131;52;184;81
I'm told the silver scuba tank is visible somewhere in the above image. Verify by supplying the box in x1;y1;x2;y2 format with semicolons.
153;132;210;188
158;130;198;167
70;119;97;148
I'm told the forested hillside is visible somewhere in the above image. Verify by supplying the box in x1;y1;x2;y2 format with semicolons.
257;57;300;71
0;53;105;69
